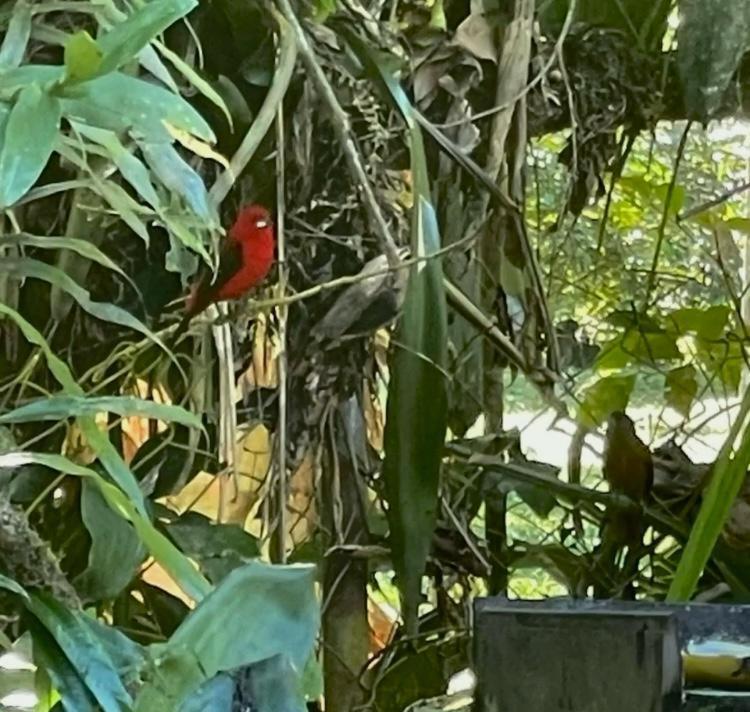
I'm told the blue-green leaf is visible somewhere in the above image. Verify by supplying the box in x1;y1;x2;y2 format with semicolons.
25;594;133;712
62;72;214;142
169;562;318;674
72;124;161;209
96;0;198;77
0;1;32;68
140;141;214;222
0;85;61;208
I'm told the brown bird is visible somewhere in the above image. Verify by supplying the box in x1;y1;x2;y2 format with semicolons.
596;410;654;598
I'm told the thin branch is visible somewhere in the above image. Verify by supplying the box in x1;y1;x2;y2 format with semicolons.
677;177;750;223
644;121;691;308
273;57;289;564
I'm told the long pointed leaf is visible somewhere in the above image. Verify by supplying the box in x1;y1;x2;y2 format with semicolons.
0;84;61;208
0;395;201;429
351;39;450;633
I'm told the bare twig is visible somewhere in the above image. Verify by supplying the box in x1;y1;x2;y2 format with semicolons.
644;121;691;307
272;66;289;564
678;177;750;223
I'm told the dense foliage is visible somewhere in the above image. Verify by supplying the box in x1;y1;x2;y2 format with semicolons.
2;0;750;709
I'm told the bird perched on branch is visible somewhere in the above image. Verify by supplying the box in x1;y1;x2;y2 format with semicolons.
171;203;275;342
595;410;654;598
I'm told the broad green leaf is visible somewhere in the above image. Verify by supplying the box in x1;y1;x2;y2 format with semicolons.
64;31;103;84
75;479;146;601
96;0;197;77
0;84;61;208
352;35;449;634
0;64;62;93
25;594;133;712
178;674;235;711
0;573;28;600
97;479;211;602
678;0;750;120
138;563;317;707
29;619;98;712
135;648;204;711
138;43;180;93
62;72;214;143
595;328;680;370
165;511;260;583
0;0;32;68
140;141;214;222
577;374;637;428
71;123;161;209
695;337;743;393
168;562;318;674
665;364;698;418
0;257;167;350
666;305;731;340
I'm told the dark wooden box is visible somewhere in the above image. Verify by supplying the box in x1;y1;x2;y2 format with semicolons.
474;599;683;712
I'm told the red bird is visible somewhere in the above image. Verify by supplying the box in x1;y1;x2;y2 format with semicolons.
172;204;275;341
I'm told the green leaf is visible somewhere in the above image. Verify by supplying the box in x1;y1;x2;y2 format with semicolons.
29;619;98;712
64;31;104;84
135;648;204;711
1;232;133;286
0;257;168;351
140;141;214;222
0;0;32;68
577;374;637;428
25;594;133;712
96;0;198;77
0;451;210;602
668;398;750;600
665;364;698;417
0;394;200;427
137;563;317;708
353;38;450;634
0;64;62;93
75;479;146;601
168;563;318;675
62;72;214;143
0;84;61;208
155;41;232;128
165;511;260;583
0;572;28;600
678;0;750;120
666;305;731;340
71;123;161;209
695;337;743;393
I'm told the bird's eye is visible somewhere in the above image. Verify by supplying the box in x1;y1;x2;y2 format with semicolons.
255;220;268;228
